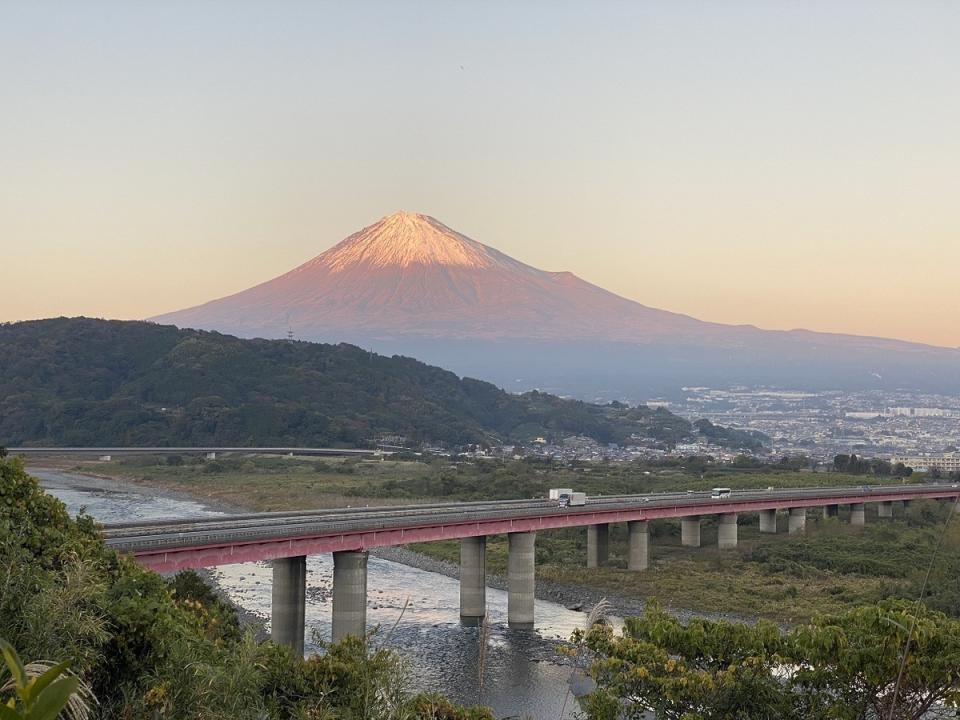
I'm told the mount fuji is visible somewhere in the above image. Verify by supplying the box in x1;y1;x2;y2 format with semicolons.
151;211;960;397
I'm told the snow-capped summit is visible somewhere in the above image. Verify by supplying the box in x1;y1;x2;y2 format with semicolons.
317;211;504;272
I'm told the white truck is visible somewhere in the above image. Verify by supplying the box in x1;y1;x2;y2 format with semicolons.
555;490;587;508
549;488;574;500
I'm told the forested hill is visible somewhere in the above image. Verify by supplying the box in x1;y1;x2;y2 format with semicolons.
0;317;707;448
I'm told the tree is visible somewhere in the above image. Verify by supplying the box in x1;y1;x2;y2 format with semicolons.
577;601;790;719
732;454;762;469
871;459;892;476
892;462;913;478
779;455;811;471
790;601;960;719
579;600;960;720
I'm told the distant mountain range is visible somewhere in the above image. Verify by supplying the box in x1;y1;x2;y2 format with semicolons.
152;211;960;397
1;317;730;449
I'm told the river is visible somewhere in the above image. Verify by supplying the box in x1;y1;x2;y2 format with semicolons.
35;468;602;719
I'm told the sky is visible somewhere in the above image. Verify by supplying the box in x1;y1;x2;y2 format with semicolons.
1;1;958;347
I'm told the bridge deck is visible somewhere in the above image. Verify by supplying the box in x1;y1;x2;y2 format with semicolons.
12;446;380;456
103;484;960;572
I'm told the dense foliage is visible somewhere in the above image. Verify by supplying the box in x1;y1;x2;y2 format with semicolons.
577;600;960;719
833;453;914;477
0;318;697;448
0;456;491;719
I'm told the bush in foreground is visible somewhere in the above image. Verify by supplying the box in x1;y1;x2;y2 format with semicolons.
0;456;491;719
577;600;960;719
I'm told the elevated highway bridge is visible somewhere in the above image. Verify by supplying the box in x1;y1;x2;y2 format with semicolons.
10;446;381;458
102;483;960;654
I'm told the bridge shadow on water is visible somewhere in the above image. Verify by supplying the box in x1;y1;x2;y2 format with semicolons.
215;555;595;719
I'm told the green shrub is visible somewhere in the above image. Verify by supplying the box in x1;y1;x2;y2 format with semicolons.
0;457;489;719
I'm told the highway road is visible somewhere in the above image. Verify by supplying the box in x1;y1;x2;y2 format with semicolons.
103;483;959;555
9;446;383;457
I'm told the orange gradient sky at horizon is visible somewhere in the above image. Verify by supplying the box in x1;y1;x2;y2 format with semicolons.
2;2;958;348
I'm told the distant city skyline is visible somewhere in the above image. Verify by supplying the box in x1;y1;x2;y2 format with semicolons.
2;1;958;347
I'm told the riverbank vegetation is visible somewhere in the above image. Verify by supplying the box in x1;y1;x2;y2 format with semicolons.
0;456;491;719
49;452;909;511
44;454;959;624
574;600;960;719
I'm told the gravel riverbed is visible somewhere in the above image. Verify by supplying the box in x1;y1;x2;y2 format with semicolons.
371;545;757;627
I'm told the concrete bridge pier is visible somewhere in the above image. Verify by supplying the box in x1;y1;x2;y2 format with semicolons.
587;524;609;568
507;532;536;629
902;499;911;511
788;508;806;534
627;521;649;571
849;503;866;527
332;551;368;643
460;536;486;625
878;501;894;519
718;513;738;549
272;555;306;655
681;516;701;547
759;509;777;533
823;505;839;519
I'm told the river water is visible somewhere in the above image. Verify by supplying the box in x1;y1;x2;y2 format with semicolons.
35;469;601;719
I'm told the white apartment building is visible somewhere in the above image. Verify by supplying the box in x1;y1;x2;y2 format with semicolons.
890;452;960;473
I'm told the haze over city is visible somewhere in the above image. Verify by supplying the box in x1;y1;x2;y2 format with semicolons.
3;1;959;347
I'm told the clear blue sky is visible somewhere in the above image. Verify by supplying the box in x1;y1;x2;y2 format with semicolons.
2;1;958;345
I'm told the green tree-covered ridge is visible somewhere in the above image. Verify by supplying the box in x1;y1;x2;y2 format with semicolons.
0;317;745;449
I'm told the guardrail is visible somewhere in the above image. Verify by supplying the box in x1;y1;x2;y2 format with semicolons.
103;483;960;554
10;446;382;457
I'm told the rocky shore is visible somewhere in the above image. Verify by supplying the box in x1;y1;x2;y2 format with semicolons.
372;545;757;627
195;567;271;641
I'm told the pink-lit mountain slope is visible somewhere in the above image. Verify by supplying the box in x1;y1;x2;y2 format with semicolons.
153;211;746;343
151;211;960;395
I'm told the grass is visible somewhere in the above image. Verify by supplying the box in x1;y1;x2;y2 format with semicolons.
52;455;443;511
49;453;912;511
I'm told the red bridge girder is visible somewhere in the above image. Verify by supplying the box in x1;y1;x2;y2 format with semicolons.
131;488;960;572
